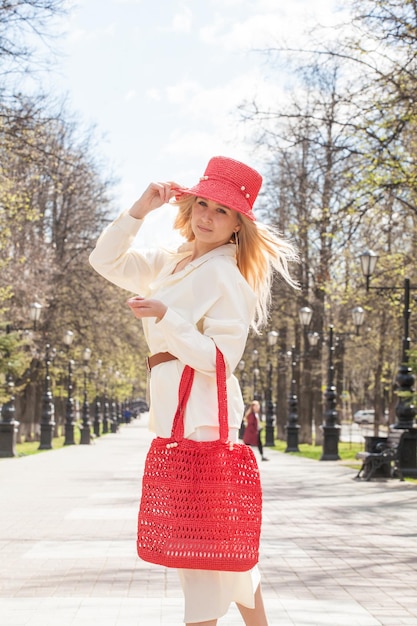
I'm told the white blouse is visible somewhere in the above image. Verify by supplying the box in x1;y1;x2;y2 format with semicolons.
89;210;257;439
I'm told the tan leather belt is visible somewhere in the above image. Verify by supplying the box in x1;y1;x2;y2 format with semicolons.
146;351;177;371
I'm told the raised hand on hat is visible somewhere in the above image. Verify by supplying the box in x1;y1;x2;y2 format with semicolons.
128;181;180;219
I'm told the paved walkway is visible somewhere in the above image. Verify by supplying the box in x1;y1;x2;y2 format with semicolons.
1;417;417;626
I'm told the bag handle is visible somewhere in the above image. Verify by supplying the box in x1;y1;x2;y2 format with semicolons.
171;347;229;443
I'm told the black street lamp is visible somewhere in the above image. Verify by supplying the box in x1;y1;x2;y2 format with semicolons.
93;359;102;437
359;251;417;476
299;306;313;330
29;302;43;331
303;308;364;460
265;330;278;446
0;323;18;457
352;306;365;334
0;373;18;457
321;325;340;460
308;331;320;348
252;349;260;402
286;346;300;452
102;376;110;434
39;344;57;450
110;369;119;433
80;348;92;444
115;374;123;426
359;251;416;430
110;398;118;432
298;306;314;444
63;330;76;446
0;302;43;456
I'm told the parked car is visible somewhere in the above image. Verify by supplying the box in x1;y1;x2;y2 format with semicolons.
136;399;149;413
353;409;388;425
132;398;149;416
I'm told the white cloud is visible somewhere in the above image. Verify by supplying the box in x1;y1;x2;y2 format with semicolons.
166;80;201;105
145;88;161;101
209;0;245;7
200;1;345;52
67;23;116;43
200;12;286;51
159;71;288;186
160;5;193;33
124;89;137;102
165;70;286;123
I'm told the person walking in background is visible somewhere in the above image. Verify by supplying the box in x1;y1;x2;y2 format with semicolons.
89;155;298;625
243;400;269;462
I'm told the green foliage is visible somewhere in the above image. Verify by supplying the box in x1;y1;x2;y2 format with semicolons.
273;440;363;462
15;434;67;456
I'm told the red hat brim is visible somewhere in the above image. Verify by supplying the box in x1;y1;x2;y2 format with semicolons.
174;179;256;221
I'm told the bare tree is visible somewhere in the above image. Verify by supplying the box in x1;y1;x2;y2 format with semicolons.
0;0;66;82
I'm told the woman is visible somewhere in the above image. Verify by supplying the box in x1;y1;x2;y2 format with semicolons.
243;400;268;461
89;155;298;626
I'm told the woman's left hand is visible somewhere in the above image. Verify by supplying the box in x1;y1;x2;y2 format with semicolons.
126;296;167;321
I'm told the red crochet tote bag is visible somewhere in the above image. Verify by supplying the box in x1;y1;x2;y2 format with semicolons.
137;348;262;571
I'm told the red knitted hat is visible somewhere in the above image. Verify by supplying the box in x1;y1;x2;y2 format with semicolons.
175;156;262;221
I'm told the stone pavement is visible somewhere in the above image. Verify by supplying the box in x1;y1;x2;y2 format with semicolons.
1;417;417;626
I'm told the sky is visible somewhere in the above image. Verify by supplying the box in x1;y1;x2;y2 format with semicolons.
44;0;345;244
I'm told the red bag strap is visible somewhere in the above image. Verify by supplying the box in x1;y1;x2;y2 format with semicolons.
171;347;229;443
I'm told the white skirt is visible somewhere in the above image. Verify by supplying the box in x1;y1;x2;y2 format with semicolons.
178;566;261;623
175;425;261;623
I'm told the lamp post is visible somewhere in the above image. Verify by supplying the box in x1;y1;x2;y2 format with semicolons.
352;306;365;334
39;344;57;450
299;306;313;330
320;307;364;461
93;359;102;437
80;348;92;444
0;302;43;456
265;330;278;446
285;346;300;452
303;308;364;460
252;349;260;402
320;325;340;460
360;251;417;476
298;306;314;444
102;376;110;434
115;371;122;426
110;369;119;433
359;251;416;430
0;324;18;458
63;330;76;446
0;373;18;457
29;302;43;331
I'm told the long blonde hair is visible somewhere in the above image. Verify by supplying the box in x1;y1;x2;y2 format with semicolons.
244;400;260;419
172;196;299;329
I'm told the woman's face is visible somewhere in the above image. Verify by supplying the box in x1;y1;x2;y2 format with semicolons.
191;197;240;250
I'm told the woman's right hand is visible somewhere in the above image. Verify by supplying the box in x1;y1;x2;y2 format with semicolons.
128;181;180;219
126;296;167;322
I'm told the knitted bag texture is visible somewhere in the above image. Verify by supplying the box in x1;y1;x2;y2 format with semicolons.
137;348;262;571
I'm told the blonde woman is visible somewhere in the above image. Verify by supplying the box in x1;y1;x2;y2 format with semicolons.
89;156;298;626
